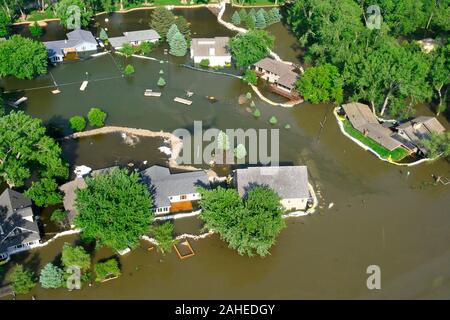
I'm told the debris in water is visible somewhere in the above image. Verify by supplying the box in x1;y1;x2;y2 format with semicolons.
328;203;334;209
159;146;172;155
121;132;140;146
143;160;148;165
74;165;92;178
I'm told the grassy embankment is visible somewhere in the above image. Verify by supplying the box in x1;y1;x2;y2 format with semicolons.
341;118;410;162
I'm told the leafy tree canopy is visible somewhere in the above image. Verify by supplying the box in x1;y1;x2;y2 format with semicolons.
74;168;154;252
0;35;48;79
152;222;175;255
0;111;68;187
87;108;107;127
95;258;121;282
56;0;93;28
198;186;285;257
230;30;274;68
25;178;62;207
0;10;10;37
8;264;36;295
421;132;450;159
61;242;91;271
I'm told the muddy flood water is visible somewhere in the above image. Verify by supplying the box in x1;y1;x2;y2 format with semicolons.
1;6;449;299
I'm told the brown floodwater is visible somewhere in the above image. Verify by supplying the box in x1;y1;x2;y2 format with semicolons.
1;6;450;299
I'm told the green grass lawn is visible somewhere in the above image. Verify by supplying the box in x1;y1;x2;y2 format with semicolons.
25;9;56;22
342;119;410;162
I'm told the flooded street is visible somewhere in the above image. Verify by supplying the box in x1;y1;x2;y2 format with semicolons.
1;6;449;299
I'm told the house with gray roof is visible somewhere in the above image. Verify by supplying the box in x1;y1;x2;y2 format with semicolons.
394;116;446;155
190;37;231;67
0;189;41;261
44;29;98;63
234;166;311;211
109;29;160;49
252;57;300;99
342;102;407;151
140;165;210;215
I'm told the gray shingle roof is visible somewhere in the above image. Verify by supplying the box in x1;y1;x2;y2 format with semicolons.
67;29;97;44
0;189;40;253
191;37;230;57
140;165;210;208
123;29;160;42
342;102;404;151
234;166;310;199
254;58;299;90
44;29;97;56
108;36;128;48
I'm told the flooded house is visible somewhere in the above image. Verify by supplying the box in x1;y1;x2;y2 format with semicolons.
252;57;300;100
233;166;311;211
394;116;446;156
140;165;210;215
108;29;161;49
0;189;41;261
341;102;408;152
190;37;231;67
43;29;98;63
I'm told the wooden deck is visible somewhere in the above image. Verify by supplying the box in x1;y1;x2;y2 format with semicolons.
170;201;194;213
268;83;301;100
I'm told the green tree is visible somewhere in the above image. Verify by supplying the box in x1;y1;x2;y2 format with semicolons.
25;178;62;207
255;9;267;29
231;11;241;25
245;12;256;29
99;28;108;41
230;30;274;68
137;41;153;55
238;9;247;22
69;115;86;132
297;63;343;104
95;258;121;282
166;23;180;44
87;108;107;127
152;222;175;255
421;132;450;159
198;186;285;257
74;168;153;252
243;69;258;85
428;44;449;115
0;35;48;79
149;7;175;39
200;58;210;68
0;111;68;187
269;116;278;125
29;22;43;38
0;10;10;37
56;0;93;28
39;263;64;289
61;243;91;271
174;16;190;43
169;31;187;57
118;43;135;57
124;64;135;76
8;265;36;295
157;77;166;87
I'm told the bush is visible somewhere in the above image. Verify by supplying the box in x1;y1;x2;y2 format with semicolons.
39;263;64;289
284;124;291;130
8;265;36;295
95;258;121;282
252;108;261;118
118;43;135;57
199;59;210;68
61;243;91;271
51;209;68;223
87;108;107;127
137;41;153;55
269;116;278;124
29;22;43;38
124;64;135;76
157;77;166;87
243;69;258;85
153;222;175;255
69;116;86;132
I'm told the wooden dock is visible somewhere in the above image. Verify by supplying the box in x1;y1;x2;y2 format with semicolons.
144;89;161;97
80;81;88;91
174;240;195;260
174;97;192;106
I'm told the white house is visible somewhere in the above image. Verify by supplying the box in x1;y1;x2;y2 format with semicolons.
0;189;41;261
44;29;98;63
234;166;311;211
109;29;161;49
190;37;231;67
140;165;210;215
